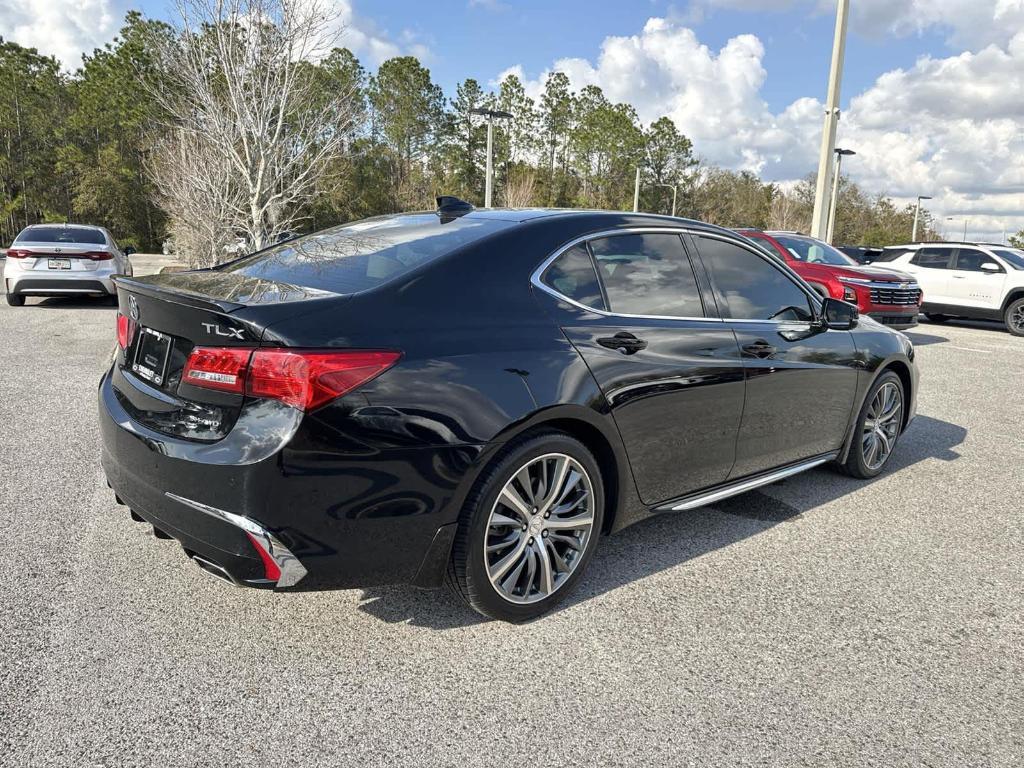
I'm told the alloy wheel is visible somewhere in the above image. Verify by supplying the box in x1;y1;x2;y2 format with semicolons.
1010;303;1024;333
862;381;902;471
484;453;595;604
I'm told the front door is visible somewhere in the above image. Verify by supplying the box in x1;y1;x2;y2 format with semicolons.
691;234;861;479
947;247;1006;308
537;232;745;505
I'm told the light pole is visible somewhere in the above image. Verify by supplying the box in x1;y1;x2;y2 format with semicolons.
633;167;641;213
655;183;678;217
826;148;855;244
470;107;512;208
810;0;851;240
911;195;932;242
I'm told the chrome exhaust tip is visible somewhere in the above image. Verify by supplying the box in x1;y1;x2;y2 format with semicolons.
186;551;242;587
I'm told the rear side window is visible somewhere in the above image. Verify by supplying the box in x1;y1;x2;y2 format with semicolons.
697;236;814;322
911;247;954;269
16;226;106;245
588;233;704;317
541;243;606;310
873;248;910;262
219;214;513;294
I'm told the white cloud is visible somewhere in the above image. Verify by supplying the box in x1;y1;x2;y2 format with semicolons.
502;16;1024;240
0;0;118;68
336;0;431;66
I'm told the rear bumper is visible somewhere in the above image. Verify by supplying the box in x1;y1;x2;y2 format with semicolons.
98;367;481;591
7;273;115;295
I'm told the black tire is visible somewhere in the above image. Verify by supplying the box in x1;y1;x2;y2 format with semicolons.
1003;297;1024;337
925;313;950;324
837;370;905;479
446;430;604;622
5;292;25;306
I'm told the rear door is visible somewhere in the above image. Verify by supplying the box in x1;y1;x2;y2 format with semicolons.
539;231;745;505
903;246;955;302
691;233;859;478
947;248;1006;308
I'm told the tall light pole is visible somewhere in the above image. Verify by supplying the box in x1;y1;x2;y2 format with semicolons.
911;195;932;242
633;167;641;213
655;183;678;217
470;107;512;208
810;0;851;240
826;148;855;244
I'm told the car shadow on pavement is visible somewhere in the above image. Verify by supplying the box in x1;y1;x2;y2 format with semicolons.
354;414;966;629
30;296;118;310
902;330;948;346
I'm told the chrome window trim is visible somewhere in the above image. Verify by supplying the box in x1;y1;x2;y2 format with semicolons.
530;226;724;323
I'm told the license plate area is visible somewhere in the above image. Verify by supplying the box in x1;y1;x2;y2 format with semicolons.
48;258;71;270
131;327;173;386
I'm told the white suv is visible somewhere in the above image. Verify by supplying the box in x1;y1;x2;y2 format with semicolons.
4;223;133;306
874;242;1024;336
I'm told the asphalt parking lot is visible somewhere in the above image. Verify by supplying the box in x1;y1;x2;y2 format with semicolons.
1;289;1020;766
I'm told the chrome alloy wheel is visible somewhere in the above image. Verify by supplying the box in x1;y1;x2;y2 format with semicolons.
484;453;595;604
862;381;903;471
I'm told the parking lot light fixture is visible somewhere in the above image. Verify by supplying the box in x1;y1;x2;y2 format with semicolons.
826;148;856;244
912;195;932;242
469;108;513;208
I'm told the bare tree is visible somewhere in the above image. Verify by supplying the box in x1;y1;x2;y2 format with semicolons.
147;0;357;261
502;167;536;207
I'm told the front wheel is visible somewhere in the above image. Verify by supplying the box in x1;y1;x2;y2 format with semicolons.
838;371;905;479
1004;298;1024;337
447;431;604;622
5;293;25;307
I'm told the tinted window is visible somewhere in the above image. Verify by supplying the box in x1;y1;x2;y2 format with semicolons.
873;248;911;263
16;226;106;245
220;214;513;294
773;235;857;266
992;249;1024;270
588;233;703;317
911;247;954;269
542;243;605;310
698;236;814;322
955;248;1001;272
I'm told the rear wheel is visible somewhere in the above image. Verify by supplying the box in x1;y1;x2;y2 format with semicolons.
925;313;950;324
447;431;604;622
838;371;905;479
5;293;25;307
1004;298;1024;337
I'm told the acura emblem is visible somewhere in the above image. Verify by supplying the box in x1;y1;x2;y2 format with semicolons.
128;295;140;322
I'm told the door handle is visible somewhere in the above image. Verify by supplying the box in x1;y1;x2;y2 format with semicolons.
597;332;648;355
951;274;967;279
742;340;777;359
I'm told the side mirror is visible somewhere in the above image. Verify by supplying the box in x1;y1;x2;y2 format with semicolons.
123;246;136;256
820;297;859;330
981;262;1001;273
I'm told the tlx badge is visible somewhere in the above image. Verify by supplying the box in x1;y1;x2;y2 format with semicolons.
201;323;244;339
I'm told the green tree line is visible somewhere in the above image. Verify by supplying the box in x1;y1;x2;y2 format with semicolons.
0;12;965;259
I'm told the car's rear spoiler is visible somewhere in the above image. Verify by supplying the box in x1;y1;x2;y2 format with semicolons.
112;275;246;314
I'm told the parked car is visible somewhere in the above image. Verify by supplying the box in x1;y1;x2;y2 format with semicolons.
871;241;1024;335
737;230;922;330
838;245;883;264
100;203;918;621
4;223;133;306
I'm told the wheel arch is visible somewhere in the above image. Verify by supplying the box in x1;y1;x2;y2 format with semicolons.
837;355;915;464
1000;287;1024;314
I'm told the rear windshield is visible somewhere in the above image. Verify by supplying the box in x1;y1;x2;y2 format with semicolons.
16;226;106;245
218;214;513;294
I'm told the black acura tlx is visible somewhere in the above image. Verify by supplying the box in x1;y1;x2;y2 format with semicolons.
100;200;918;621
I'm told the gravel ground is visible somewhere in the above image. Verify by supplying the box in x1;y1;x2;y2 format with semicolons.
0;287;1020;767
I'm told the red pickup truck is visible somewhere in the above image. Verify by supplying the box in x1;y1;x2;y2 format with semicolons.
737;230;922;330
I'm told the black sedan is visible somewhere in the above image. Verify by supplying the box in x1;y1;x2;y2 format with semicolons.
100;202;917;621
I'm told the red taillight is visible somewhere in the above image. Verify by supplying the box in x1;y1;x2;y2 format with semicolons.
116;313;135;349
181;347;400;410
247;350;401;411
182;347;252;394
245;532;282;581
84;251;113;261
6;248;31;258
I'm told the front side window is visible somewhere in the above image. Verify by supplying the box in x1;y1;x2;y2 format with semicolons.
697;236;814;322
955;249;1002;272
911;247;955;269
872;248;910;263
541;243;606;310
588;233;704;317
